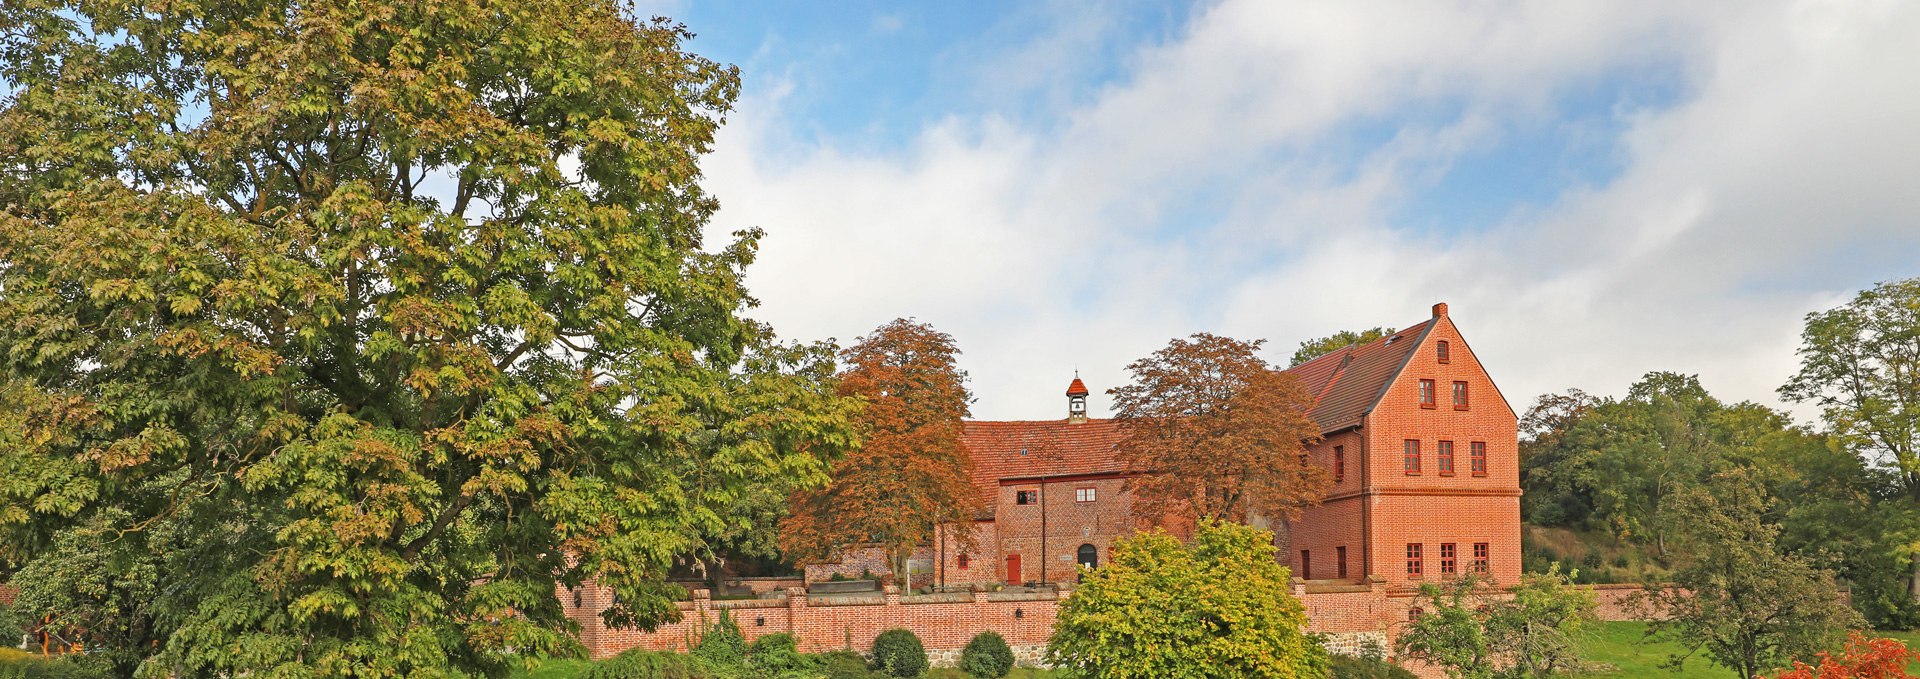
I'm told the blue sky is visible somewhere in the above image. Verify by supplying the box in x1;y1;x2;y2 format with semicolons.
661;1;1920;420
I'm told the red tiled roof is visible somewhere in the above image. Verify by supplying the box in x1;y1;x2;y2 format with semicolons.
1283;320;1434;431
961;419;1128;518
960;312;1439;519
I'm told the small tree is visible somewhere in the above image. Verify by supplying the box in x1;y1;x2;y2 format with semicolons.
1646;469;1860;679
961;630;1015;678
1048;520;1329;678
1395;566;1596;679
1110;334;1330;525
781;319;980;587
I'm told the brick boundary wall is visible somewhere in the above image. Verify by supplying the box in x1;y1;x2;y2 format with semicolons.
568;580;1685;670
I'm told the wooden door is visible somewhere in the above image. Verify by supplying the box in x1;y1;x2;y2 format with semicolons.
1006;554;1022;584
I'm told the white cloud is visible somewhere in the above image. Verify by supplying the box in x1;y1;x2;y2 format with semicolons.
702;0;1920;422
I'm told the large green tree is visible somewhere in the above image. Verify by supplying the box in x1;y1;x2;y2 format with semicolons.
1047;520;1329;678
1783;276;1920;606
0;2;856;677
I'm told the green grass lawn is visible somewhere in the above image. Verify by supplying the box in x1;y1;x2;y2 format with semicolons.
1571;621;1920;678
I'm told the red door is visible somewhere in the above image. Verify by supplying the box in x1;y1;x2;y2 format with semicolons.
1006;554;1022;584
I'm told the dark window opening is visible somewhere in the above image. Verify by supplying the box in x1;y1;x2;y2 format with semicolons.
1077;544;1099;569
1016;490;1038;505
1437;341;1451;364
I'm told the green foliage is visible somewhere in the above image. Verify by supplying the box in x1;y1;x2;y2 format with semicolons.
8;509;157;676
871;629;928;678
1290;327;1395;367
1645;470;1861;679
1520;371;1911;626
1782;275;1920;623
1327;654;1415;679
960;630;1014;679
0;651;113;679
694;610;747;667
1395;567;1597;679
818;650;881;679
0;602;21;650
0;1;860;676
581;649;721;679
1047;520;1329;678
747;632;817;676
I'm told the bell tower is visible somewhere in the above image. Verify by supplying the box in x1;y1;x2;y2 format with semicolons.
1066;374;1089;423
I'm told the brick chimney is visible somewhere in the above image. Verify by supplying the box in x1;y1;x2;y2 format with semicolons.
1432;302;1448;318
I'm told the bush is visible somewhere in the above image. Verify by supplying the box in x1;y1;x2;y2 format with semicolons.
0;652;114;679
0;603;20;650
818;650;879;679
870;629;927;678
1329;654;1417;679
692;610;746;668
747;633;817;675
959;631;1013;678
582;649;717;679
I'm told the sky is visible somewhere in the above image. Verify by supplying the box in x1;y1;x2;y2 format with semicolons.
652;0;1920;422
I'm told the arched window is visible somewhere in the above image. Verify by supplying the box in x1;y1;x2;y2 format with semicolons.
1077;544;1098;569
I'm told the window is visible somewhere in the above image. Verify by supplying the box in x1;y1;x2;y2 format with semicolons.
1419;379;1437;408
1440;543;1457;575
1409;607;1423;623
1453;381;1470;410
1407;543;1423;577
1437;340;1451;364
1471;441;1488;477
1334;445;1345;482
1301;550;1312;580
1404;440;1421;475
1015;489;1038;505
1473;543;1490;573
1075;487;1097;503
957;553;970;569
1336;546;1348;579
1437;440;1455;476
1077;544;1099;569
573;590;582;608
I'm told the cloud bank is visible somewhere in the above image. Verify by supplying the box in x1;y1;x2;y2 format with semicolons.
701;0;1920;421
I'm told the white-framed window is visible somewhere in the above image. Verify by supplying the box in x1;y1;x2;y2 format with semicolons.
1075;487;1097;503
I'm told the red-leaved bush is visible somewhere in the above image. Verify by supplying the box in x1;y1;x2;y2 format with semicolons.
1769;633;1920;679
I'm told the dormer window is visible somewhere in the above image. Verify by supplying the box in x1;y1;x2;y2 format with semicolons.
1437;341;1450;364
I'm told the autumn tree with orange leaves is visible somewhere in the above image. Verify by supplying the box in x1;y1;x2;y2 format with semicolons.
1111;333;1330;526
780;319;980;586
1769;633;1920;679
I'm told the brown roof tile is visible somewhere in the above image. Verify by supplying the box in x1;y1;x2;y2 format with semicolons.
961;419;1128;518
1284;320;1434;431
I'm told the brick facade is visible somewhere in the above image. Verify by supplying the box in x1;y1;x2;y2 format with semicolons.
578;303;1527;674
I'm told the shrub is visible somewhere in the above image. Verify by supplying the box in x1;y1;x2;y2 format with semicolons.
582;649;715;679
692;610;746;668
870;629;927;678
1329;654;1417;679
819;650;879;679
0;603;20;650
1048;521;1329;677
959;631;1014;678
748;633;817;675
0;652;114;679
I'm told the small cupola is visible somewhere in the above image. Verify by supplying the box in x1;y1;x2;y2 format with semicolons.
1066;374;1090;423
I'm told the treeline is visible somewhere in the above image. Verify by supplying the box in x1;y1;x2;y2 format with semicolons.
1519;276;1920;630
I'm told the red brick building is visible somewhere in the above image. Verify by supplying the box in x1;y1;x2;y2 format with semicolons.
930;301;1520;590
